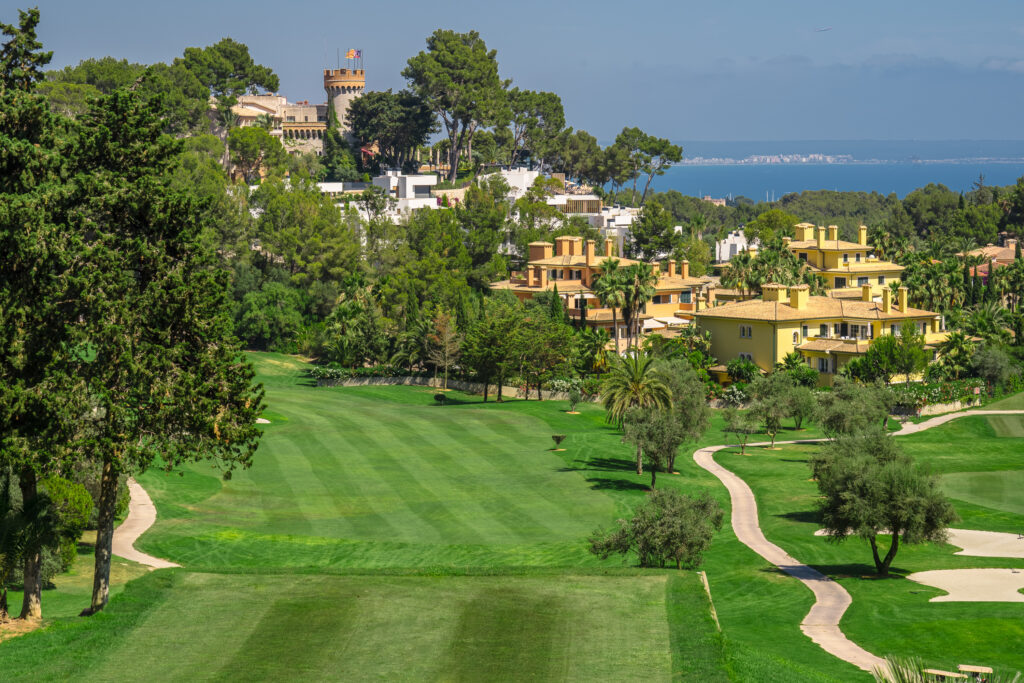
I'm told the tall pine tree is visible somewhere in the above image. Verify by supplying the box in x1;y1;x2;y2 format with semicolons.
67;88;264;615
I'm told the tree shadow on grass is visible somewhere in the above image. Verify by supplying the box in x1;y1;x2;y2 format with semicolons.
779;458;810;463
805;562;910;580
777;510;821;524
556;457;634;473
586;477;650;492
430;396;478;407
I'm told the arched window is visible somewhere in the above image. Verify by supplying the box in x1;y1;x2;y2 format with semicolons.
793;331;800;344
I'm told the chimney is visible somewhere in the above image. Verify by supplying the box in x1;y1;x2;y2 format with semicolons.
690;285;700;309
881;287;891;313
762;283;787;302
604;238;614;258
898;286;908;312
531;264;541;288
585;239;595;266
680;260;690;279
555;236;570;256
828;225;838;241
795;222;815;241
705;285;716;308
668;259;676;277
817;226;826;249
858;225;868;246
782;236;792;248
651;261;660;276
528;241;553;262
789;284;809;309
861;284;873;302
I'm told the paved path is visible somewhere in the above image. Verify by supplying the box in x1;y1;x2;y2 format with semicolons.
111;478;181;570
693;407;1024;673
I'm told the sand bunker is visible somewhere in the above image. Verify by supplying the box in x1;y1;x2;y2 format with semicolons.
906;568;1024;602
813;528;1024;559
256;418;271;424
946;529;1024;558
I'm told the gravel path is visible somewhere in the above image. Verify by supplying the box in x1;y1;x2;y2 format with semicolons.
111;479;181;570
693;407;1024;673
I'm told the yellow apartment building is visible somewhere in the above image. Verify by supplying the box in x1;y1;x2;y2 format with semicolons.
490;236;716;348
693;283;949;386
787;223;904;297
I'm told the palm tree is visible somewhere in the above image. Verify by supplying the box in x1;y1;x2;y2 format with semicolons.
936;330;975;380
620;262;659;350
721;251;755;299
593;258;626;354
254;113;274;131
965;301;1013;345
601;351;672;474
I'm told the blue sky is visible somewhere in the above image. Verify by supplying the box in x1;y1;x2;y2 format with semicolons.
25;0;1024;141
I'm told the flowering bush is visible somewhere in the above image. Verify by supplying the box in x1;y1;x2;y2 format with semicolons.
890;378;986;410
308;364;429;380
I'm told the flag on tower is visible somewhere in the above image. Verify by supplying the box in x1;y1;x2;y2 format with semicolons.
345;49;357;59
353;49;362;58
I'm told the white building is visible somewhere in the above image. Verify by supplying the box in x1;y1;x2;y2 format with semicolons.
715;228;758;262
372;170;439;213
499;168;541;200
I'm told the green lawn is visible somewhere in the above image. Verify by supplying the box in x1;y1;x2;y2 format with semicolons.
713;415;1024;677
5;355;1017;681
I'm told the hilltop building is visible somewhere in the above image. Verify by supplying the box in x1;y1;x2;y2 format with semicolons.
693;283;948;386
231;68;366;155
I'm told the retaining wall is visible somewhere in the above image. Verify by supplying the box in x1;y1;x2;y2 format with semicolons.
315;376;599;402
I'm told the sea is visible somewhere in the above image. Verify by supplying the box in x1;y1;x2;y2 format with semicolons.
647;140;1024;200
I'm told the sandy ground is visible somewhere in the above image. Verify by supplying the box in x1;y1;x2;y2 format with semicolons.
907;568;1024;602
256;417;271;424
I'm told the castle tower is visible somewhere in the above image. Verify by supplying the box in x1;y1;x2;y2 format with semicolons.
323;68;365;132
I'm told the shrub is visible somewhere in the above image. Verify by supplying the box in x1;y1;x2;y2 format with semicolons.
589;489;724;569
551;434;566;447
433;393;447;405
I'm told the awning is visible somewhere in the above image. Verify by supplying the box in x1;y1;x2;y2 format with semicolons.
653;316;689;326
642;318;666;330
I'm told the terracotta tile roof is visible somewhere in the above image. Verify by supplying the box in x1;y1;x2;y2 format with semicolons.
489;279;592;294
966;244;1018;262
655;275;716;290
797;339;871;354
530;255;641;267
692;295;938;322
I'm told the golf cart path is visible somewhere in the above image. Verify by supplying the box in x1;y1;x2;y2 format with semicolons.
111;478;181;569
693;408;1024;673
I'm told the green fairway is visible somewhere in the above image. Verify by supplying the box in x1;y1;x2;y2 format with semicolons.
0;570;696;682
987;413;1024;437
942;470;1024;517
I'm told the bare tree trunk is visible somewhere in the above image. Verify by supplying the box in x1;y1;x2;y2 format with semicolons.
18;467;41;621
635;444;643;475
650;467;656;489
82;457;118;616
537;383;542;401
483;382;489;403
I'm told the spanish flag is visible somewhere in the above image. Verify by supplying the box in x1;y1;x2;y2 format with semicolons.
345;49;357;59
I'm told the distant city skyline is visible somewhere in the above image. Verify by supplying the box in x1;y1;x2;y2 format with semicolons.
24;0;1024;141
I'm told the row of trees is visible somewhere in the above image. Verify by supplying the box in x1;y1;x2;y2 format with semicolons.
1;11;263;620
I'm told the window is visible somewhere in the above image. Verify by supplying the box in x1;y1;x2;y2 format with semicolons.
818;357;829;373
858;276;869;286
819;323;829;337
878;276;885;285
890;324;899;336
739;325;753;339
856;253;862;262
834;277;847;288
802;325;809;338
793;331;799;344
738;353;753;361
843;253;849;263
798;252;808;261
652;295;663;304
286;116;295;122
679;290;692;304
